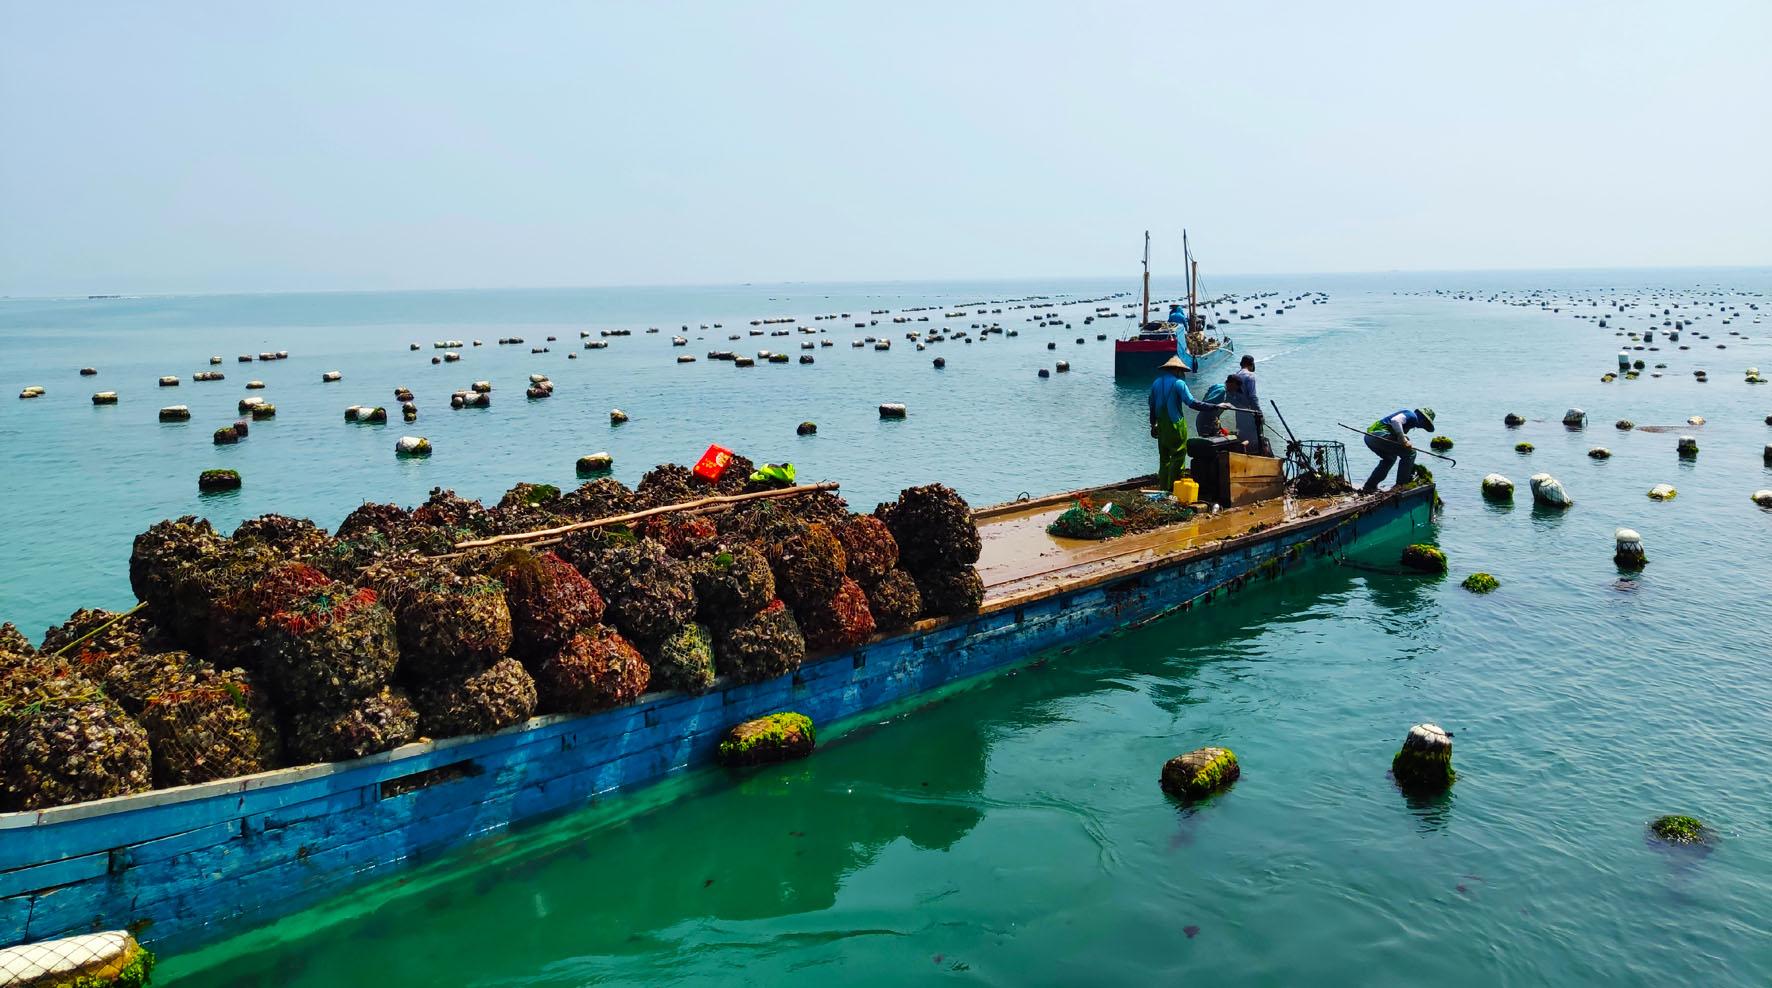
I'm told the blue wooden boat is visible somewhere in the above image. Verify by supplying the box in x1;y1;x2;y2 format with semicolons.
0;480;1434;953
1114;231;1234;381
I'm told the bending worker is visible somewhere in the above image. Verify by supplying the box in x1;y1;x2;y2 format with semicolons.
1361;406;1436;494
1150;354;1232;492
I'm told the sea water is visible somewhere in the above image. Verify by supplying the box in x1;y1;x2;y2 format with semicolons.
3;270;1771;985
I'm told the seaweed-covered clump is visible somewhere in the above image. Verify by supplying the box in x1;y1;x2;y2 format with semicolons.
1;694;153;810
1461;572;1500;594
287;687;418;763
489;548;605;660
863;569;923;631
1399;544;1448;575
798;577;876;651
412;657;537;737
137;667;281;786
1391;723;1455;793
912;566;984;617
876;484;981;572
691;544;777;626
578;539;696;649
1649;814;1707;845
651;622;717;694
129;516;227;648
716;600;805;685
388;571;514;681
636;464;698;508
716;711;815;767
255;565;399;709
837;515;898;584
771;523;847;609
498;482;561;510
1159;746;1240;800
535;626;650;713
639;514;720;559
556;477;636;521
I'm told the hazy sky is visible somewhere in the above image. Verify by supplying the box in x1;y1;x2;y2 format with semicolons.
2;1;1768;295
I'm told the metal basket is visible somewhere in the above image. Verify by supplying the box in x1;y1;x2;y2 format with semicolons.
1284;440;1347;482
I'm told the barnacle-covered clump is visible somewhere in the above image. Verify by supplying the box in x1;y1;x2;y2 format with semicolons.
494;549;604;659
691;544;777;627
771;523;847;609
1159;746;1240;800
639;514;720;559
580;539;697;650
0;622;34;657
837;515;898;584
287;687;418;763
412;657;537;737
136;667;281;786
233;513;337;563
129;516;227;648
863;569;923;631
39;607;164;668
651;622;717;694
202;548;331;672
716;711;815;767
707;452;756;495
84;649;208;715
411;488;492;545
876;484;982;572
1;692;153;810
716;600;805;684
556;477;636;521
798;577;876;651
636;463;698;508
912;565;984;617
498;482;561;511
387;570;513;681
779;489;850;526
535;625;650;713
328;502;422;570
255;565;399;710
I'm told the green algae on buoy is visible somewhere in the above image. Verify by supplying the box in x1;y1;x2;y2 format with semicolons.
1515;441;1534;454
796;421;817;436
1616;419;1634;430
1614;528;1646;568
395;436;432;458
1647;484;1676;501
1160;746;1240;800
1753;490;1772;508
576;452;613;475
0;931;155;988
1480;474;1514;501
1391;723;1454;793
1399;544;1447;574
1588;447;1611;459
1562;408;1586;428
1504;412;1526;427
1677;435;1699;458
198;468;241;493
1649;814;1706;845
1429;435;1454;451
717;712;815;767
1460;572;1499;594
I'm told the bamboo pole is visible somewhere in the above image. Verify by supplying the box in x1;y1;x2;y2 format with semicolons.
449;482;840;551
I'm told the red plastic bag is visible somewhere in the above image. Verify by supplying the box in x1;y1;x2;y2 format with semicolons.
693;443;735;483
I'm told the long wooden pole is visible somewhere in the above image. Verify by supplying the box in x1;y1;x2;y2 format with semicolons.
1140;230;1150;328
449;482;840;551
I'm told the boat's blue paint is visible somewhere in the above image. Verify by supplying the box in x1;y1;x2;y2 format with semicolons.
0;486;1432;951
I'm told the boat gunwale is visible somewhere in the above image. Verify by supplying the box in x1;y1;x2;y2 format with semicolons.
0;481;1427;835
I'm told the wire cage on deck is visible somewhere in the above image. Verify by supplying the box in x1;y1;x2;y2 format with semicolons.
1283;440;1348;483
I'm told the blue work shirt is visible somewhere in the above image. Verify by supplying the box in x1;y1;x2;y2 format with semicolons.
1149;372;1216;425
1231;367;1257;402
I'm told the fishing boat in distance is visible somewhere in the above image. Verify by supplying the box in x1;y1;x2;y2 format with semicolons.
1114;230;1234;381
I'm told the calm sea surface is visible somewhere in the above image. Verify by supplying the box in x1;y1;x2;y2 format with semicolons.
3;270;1771;985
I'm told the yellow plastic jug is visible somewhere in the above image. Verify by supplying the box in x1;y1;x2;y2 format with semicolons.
1173;477;1199;503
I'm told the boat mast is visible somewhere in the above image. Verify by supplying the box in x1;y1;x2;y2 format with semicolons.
1140;230;1150;328
1183;228;1196;334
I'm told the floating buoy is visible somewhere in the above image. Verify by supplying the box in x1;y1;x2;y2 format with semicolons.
245;380;265;390
472;381;492;394
213;424;240;445
1751;490;1772;507
1614;528;1646;568
798;355;814;364
394;387;414;401
1529;473;1571;508
717;712;815;767
1391;723;1454;793
210;355;223;364
610;408;628;424
79;367;98;376
1647;483;1677;500
250;402;277;420
431;356;441;364
402;401;417;422
1038;368;1050;379
1159;746;1239;800
576;451;613;474
1430;435;1454;451
796;421;817;436
0;931;153;988
395;436;432;458
1460;572;1499;593
198;468;241;493
91;391;118;405
879;403;907;419
1399;543;1447;573
1648;814;1706;845
1687;415;1705;425
1504;412;1525;427
19;386;45;399
1588;447;1611;459
1617;351;1630;369
410;342;420;351
932;357;945;368
1055;360;1070;372
1615;419;1634;430
322;370;342;382
1562;408;1586;428
1515;441;1534;454
1677;436;1699;458
158;375;179;387
1481;474;1514;501
158;405;190;422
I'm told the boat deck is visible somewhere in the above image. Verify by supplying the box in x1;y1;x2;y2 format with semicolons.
973;480;1348;603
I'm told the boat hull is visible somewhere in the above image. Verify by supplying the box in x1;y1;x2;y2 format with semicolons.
1114;337;1236;382
0;484;1433;952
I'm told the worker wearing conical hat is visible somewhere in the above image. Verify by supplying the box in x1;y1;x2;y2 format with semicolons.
1150;355;1233;493
1361;407;1436;494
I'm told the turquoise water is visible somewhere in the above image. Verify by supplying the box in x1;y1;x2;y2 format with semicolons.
5;270;1772;984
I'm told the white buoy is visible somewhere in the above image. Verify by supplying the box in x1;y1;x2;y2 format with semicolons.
395;436;431;457
1687;415;1706;425
1647;483;1677;500
158;375;179;387
1751;490;1772;507
610;408;628;424
472;380;492;393
91;391;118;405
1528;473;1572;508
1614;528;1646;568
18;386;45;399
158;404;190;422
1617;351;1630;368
322;370;342;382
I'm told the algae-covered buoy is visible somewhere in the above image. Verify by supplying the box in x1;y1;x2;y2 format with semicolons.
879;403;907;419
1647;484;1676;500
1677;435;1699;458
1515;441;1534;454
796;421;817;436
1563;408;1586;428
1391;723;1454;793
80;366;98;376
576;452;613;474
1649;814;1706;845
158;405;190;422
198;468;241;493
1399;543;1447;574
717;712;815;767
395;436;432;458
1614;528;1646;568
1160;746;1239;800
0;931;155;988
1460;572;1499;594
250;402;277;420
1751;490;1772;507
91;391;118;405
18;386;45;399
1616;419;1634;430
1504;412;1525;427
1055;360;1070;372
213;425;240;445
1588;447;1610;459
610;408;629;424
1480;474;1514;501
1529;473;1572;508
1429;435;1454;451
158;375;179;387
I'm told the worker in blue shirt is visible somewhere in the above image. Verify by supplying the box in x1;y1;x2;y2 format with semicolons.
1361;407;1436;493
1150;355;1232;492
